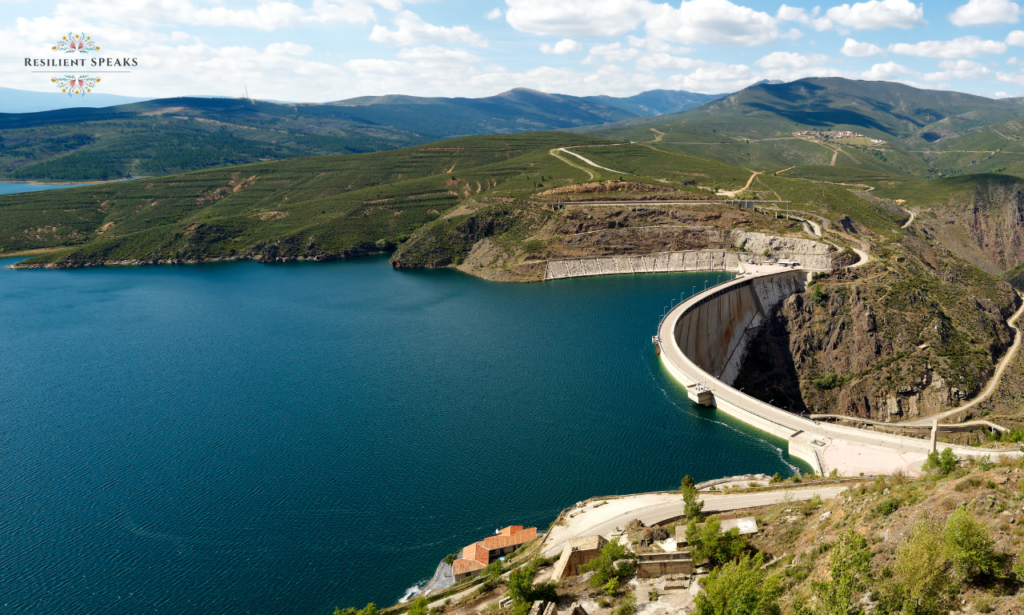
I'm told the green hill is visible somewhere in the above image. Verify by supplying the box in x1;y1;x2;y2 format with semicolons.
0;88;714;182
590;78;1024;176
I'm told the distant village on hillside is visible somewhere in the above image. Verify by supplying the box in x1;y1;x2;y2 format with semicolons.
796;130;885;143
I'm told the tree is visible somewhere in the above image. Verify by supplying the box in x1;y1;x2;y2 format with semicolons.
687;517;747;567
811;530;872;615
922;448;957;476
581;541;635;588
506;563;537;606
878;521;957;615
407;597;429;615
696;553;782;615
682;480;705;521
944;506;1001;581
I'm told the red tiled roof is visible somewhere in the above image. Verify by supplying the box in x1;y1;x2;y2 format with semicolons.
462;542;489;564
483;527;536;550
499;525;523;536
453;557;486;576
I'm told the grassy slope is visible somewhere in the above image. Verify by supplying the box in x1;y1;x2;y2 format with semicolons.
589;78;1024;178
1;132;612;264
0;91;644;181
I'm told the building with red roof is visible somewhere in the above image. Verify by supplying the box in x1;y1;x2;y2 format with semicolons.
451;526;537;581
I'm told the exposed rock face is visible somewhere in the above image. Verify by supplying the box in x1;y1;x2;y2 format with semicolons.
733;254;1019;421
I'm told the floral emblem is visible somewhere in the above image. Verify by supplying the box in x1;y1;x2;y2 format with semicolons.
53;33;99;54
51;75;101;97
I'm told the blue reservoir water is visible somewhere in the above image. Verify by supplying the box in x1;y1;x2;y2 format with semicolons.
0;182;90;195
0;256;801;615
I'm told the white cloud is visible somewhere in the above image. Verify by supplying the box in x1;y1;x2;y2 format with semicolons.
485;7;503;19
626;36;693;53
584;42;641;63
780;28;804;39
776;4;832;29
840;37;884;56
52;0;378;30
505;0;653;37
996;69;1024;84
755;51;829;69
1007;30;1024;45
539;39;582;54
396;45;481;63
635;53;705;70
369;11;488;47
922;59;991;80
664;63;759;92
891;36;1006;58
948;0;1019;25
646;0;779;46
265;42;313;56
825;0;925;30
861;61;912;79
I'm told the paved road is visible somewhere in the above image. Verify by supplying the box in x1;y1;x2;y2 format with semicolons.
541;486;847;557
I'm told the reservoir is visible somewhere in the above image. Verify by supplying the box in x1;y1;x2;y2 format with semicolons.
0;255;802;615
0;182;90;195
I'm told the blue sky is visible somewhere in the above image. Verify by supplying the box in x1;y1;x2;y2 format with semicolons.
5;0;1024;101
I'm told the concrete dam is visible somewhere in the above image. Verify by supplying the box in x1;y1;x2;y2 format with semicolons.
657;268;1016;476
674;271;807;386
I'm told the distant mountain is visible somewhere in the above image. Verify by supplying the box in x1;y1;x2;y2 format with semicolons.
582;89;723;116
0;87;720;181
678;77;1024;144
588;77;1024;176
0;87;148;114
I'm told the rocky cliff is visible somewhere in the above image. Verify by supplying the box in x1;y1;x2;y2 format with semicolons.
734;238;1020;421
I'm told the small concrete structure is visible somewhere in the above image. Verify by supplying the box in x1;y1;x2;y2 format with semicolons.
720;516;759;535
674;525;687;548
552;535;608;580
637;552;695;577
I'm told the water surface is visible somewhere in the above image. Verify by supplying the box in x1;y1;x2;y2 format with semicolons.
0;256;800;615
0;182;91;195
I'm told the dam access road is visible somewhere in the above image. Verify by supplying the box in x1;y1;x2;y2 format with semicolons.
656;262;1019;476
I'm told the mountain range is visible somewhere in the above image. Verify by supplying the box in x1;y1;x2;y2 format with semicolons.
0;87;720;181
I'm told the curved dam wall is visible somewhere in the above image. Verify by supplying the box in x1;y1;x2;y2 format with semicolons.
674;271;807;385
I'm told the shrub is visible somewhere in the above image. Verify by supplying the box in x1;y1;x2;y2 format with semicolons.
769;472;783;485
811;530;872;615
922;448;958;476
812;373;851;390
801;494;824;515
877;521;956;615
407;597;429;615
944;506;1002;581
695;553;782;615
580;541;635;588
873;498;902;517
978;455;995;471
688;517;748;567
614;592;637;615
603;577;619;597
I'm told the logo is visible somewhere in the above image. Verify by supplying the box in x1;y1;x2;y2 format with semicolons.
23;32;138;97
53;33;99;54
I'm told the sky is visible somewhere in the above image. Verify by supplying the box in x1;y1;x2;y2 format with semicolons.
6;0;1024;101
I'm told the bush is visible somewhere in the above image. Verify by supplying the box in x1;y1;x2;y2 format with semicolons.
811;530;871;615
688;517;748;567
944;506;1002;581
695;553;782;615
877;521;956;615
811;373;851;390
682;481;705;520
407;597;429;615
614;592;637;615
922;448;958;476
769;472;783;485
580;542;635;588
873;498;902;517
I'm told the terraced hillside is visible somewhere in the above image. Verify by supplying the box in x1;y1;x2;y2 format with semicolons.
590;77;1024;177
0;88;717;181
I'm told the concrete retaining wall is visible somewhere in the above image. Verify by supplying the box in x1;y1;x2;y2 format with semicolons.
545;250;741;281
674;271;807;385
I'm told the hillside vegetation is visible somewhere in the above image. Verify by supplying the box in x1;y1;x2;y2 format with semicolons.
590;77;1024;178
0;88;717;181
